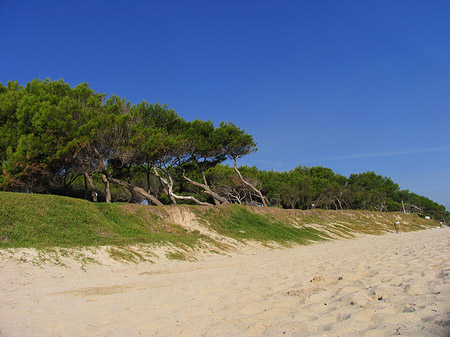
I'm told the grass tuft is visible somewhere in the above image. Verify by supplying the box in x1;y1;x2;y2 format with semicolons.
166;251;188;260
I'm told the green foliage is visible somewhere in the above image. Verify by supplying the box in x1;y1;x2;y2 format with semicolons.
392;190;448;220
0;79;104;192
0;79;257;206
0;81;23;166
206;164;449;220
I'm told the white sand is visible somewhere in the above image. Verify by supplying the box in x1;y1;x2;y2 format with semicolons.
1;227;449;337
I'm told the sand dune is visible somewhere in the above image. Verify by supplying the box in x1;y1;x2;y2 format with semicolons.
1;227;449;336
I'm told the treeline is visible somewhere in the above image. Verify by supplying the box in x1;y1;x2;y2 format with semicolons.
223;166;448;221
1;79;448;221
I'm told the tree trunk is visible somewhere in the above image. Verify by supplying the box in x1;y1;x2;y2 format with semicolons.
233;156;269;207
84;174;88;199
153;167;177;204
126;165;136;201
146;170;151;193
108;177;163;206
102;174;111;203
84;172;98;202
63;174;68;193
182;170;229;205
153;167;212;206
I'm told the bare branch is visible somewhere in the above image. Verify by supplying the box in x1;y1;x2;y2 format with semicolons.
182;169;229;205
108;177;163;206
233;156;269;207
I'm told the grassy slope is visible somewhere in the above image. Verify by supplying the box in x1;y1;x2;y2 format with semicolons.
0;192;438;251
0;192;202;249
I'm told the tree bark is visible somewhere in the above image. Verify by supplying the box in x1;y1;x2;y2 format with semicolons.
182;170;229;205
83;174;88;200
84;172;98;202
233;156;269;207
153;167;212;206
108;177;163;206
335;192;343;210
102;174;111;203
146;170;151;193
125;165;136;202
152;167;177;204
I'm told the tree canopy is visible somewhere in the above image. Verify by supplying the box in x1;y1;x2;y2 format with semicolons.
1;79;448;221
0;79;259;206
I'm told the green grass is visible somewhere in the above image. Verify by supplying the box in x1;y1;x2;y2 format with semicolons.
166;251;188;260
0;192;438;253
108;247;148;263
0;192;203;249
203;205;326;245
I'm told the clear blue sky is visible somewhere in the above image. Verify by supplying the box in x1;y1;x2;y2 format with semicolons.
1;0;449;209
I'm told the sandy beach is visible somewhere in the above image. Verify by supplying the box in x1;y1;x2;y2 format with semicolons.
1;227;449;337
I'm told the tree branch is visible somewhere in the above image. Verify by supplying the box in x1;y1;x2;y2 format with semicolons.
233;156;269;207
182;169;229;205
108;177;163;206
154;167;213;206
